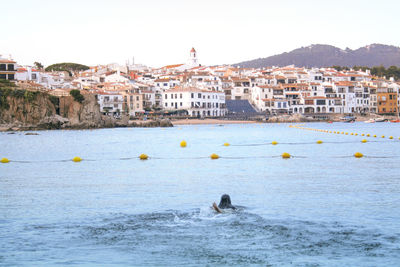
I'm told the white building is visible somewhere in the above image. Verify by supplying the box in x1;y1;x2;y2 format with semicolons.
187;47;199;67
0;55;17;80
97;92;124;116
162;86;226;117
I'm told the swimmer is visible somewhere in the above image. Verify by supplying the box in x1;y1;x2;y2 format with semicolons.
212;194;236;213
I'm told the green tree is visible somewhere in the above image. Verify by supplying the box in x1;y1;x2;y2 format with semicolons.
45;63;89;74
34;62;44;70
70;89;84;103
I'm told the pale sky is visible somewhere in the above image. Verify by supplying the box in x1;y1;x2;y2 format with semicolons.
1;0;400;68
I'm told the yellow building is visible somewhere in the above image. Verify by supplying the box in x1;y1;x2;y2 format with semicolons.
377;87;398;114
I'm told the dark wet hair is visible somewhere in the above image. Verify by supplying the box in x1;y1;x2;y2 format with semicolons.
218;194;236;209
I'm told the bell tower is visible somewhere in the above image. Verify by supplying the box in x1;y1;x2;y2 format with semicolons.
189;47;199;66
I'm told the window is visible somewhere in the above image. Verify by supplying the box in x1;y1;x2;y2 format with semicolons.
165;94;167;99
165;103;168;107
32;73;37;79
7;64;14;71
114;104;118;108
136;96;139;101
136;104;139;108
180;102;182;106
198;93;201;98
175;94;177;99
163;83;168;86
8;74;14;80
0;64;6;70
180;94;182;99
191;93;194;98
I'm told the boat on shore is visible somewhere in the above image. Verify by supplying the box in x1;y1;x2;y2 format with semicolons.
340;116;356;123
374;117;387;122
364;119;375;123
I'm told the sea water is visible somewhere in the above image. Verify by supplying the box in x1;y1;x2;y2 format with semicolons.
1;122;400;266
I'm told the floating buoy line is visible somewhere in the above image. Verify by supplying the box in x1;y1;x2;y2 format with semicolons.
290;124;399;141
2;152;399;163
2;128;399;164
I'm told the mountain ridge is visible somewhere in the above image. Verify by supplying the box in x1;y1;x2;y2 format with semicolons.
233;44;400;68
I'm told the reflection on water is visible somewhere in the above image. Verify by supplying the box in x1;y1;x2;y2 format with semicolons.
1;122;400;266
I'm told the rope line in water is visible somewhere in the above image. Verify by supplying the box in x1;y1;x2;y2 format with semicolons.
290;124;400;141
3;154;399;164
230;140;392;146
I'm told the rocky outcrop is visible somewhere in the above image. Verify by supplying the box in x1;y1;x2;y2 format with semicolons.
267;114;315;123
0;91;56;125
0;89;173;131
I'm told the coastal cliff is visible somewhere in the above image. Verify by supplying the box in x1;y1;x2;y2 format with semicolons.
0;87;172;131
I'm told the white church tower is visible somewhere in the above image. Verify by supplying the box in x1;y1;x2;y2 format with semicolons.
188;47;199;67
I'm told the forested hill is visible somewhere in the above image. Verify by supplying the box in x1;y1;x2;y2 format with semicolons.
45;63;89;74
234;44;400;68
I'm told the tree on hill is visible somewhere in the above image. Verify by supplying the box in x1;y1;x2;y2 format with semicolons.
70;89;84;103
332;65;400;81
34;62;44;70
45;63;89;76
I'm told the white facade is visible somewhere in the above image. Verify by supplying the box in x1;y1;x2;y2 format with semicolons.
162;87;226;117
97;92;124;115
188;47;199;67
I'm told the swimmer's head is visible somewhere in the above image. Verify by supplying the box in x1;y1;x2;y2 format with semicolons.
218;194;235;209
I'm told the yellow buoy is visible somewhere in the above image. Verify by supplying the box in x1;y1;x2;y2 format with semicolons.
350;133;354;135
139;154;148;160
223;142;230;146
354;152;364;158
389;136;393;139
355;133;358;136
210;153;219;160
316;140;323;144
366;134;370;137
345;132;348;135
271;141;278;145
281;152;291;159
361;134;365;136
1;158;10;163
361;139;367;143
381;135;385;138
72;156;82;162
180;140;187;147
373;135;376;137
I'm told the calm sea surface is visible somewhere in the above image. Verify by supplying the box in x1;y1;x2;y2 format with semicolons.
1;122;400;266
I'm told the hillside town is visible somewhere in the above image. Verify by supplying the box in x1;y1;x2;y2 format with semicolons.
1;48;399;119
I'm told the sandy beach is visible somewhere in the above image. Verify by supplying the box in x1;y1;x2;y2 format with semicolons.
171;118;258;125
